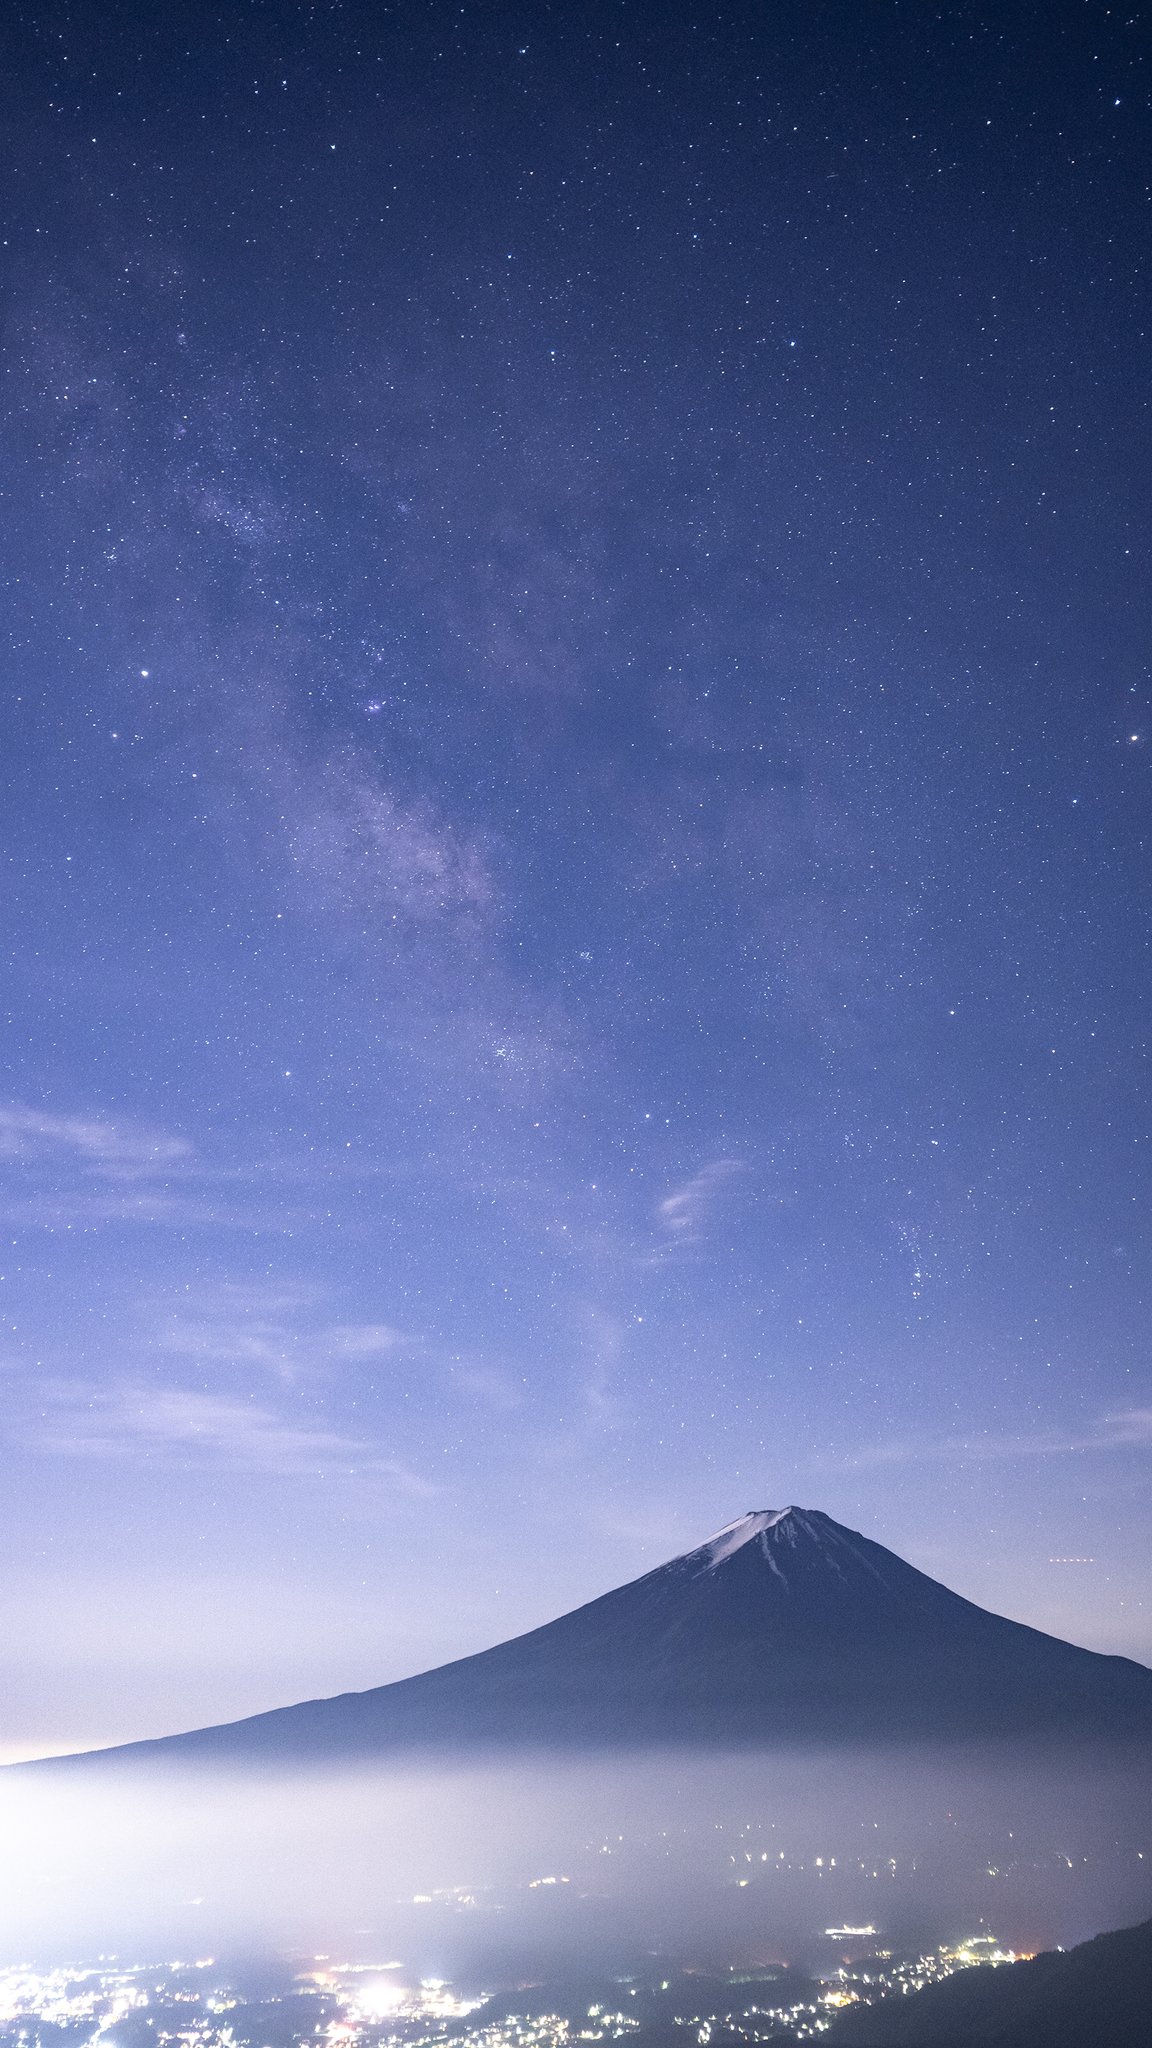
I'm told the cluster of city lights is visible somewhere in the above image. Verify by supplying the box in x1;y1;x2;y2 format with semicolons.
0;1930;1027;2048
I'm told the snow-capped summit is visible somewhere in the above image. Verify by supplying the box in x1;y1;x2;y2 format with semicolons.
694;1507;790;1565
21;1505;1152;1774
689;1504;893;1577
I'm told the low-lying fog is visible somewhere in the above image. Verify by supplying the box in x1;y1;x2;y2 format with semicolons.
1;1745;1148;1969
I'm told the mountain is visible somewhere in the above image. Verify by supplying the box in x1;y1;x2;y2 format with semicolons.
827;1915;1152;2046
19;1507;1152;1770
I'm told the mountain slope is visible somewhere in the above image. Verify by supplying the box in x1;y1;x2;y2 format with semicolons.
828;1915;1152;2047
19;1507;1152;1769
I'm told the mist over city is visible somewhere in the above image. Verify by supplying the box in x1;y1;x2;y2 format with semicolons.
3;1743;1149;1964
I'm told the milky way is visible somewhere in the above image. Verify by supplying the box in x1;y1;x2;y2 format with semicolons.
0;0;1147;1757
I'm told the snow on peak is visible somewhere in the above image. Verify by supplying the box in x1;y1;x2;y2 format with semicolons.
698;1508;791;1567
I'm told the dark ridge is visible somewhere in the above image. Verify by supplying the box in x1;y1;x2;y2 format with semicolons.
827;1914;1152;2046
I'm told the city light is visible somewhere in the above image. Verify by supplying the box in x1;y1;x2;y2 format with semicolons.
0;1931;1029;2048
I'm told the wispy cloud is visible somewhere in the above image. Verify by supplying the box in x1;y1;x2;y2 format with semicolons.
21;1380;435;1487
823;1406;1152;1471
0;1105;192;1175
159;1309;408;1382
1100;1407;1152;1446
0;1110;413;1236
657;1158;747;1241
174;1279;321;1318
0;1180;335;1237
449;1363;526;1412
327;1323;407;1358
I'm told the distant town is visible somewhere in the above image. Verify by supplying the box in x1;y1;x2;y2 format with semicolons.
0;1930;1025;2048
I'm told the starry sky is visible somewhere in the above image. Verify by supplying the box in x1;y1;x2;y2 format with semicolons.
0;0;1149;1761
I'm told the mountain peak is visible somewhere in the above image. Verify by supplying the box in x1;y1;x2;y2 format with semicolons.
694;1507;791;1566
20;1504;1152;1773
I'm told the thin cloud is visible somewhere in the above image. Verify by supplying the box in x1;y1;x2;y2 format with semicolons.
160;1322;302;1371
1100;1407;1152;1446
0;1105;192;1175
824;1407;1152;1470
450;1363;526;1412
0;1186;328;1235
159;1314;408;1380
326;1323;407;1358
22;1381;435;1487
657;1158;747;1240
172;1279;322;1318
0;1124;412;1235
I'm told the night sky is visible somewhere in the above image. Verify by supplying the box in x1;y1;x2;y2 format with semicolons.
0;0;1149;1761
